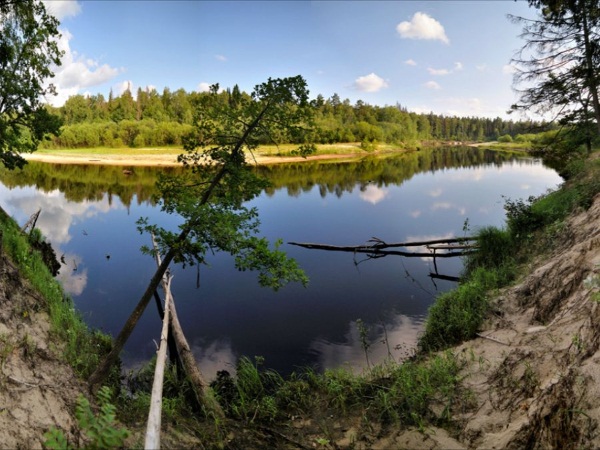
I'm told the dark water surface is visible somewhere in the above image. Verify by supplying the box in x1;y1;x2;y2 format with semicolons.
0;147;562;378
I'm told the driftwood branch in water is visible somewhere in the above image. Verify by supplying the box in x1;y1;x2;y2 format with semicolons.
288;236;478;258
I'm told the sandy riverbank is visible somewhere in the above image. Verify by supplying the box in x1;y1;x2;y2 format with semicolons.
22;151;371;167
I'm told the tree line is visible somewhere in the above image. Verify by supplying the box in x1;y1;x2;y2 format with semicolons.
41;86;542;150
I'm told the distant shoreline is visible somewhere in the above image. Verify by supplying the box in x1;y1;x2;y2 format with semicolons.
22;151;372;167
23;141;524;167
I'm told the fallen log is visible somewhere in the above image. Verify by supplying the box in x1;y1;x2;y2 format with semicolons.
288;241;475;258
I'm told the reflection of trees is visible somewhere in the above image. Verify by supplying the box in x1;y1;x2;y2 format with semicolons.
0;147;533;205
0;163;182;206
256;147;530;198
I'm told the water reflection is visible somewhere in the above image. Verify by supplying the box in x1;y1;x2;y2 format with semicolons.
358;184;389;205
0;184;127;296
0;147;563;376
310;315;424;372
0;147;538;207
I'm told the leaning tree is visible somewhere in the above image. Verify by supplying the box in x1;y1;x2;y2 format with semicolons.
88;76;316;407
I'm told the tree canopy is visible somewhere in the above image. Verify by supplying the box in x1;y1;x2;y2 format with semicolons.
509;0;600;150
0;0;62;168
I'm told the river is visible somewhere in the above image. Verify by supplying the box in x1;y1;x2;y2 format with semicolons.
0;147;562;378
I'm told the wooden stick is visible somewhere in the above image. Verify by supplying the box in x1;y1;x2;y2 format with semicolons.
476;332;510;346
144;265;172;449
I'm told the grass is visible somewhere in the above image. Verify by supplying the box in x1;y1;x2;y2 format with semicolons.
205;352;468;434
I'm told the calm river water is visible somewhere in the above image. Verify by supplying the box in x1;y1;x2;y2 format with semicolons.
0;147;562;378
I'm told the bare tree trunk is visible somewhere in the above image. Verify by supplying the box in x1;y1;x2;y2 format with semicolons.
144;275;173;449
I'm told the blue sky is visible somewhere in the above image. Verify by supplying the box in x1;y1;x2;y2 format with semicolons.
43;0;537;119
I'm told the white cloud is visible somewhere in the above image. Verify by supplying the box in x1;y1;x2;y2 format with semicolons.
49;29;121;106
476;64;488;72
114;80;133;95
424;81;441;90
405;59;417;66
43;0;82;20
454;62;464;71
396;12;449;44
353;73;389;93
215;54;227;62
427;67;450;76
404;232;455;260
410;105;433;114
433;97;487;117
431;202;453;210
429;188;443;197
503;64;517;75
197;82;211;92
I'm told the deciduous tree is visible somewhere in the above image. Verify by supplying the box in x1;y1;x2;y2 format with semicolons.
88;76;316;406
0;0;62;168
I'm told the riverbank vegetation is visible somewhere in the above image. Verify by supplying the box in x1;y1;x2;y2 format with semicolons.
0;208;118;382
3;141;596;447
77;144;596;449
40;86;546;152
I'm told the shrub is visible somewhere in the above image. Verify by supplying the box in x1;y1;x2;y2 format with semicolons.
418;268;500;352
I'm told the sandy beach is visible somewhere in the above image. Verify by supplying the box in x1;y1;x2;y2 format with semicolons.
22;151;369;167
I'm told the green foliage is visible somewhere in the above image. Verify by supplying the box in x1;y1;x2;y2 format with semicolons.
371;352;464;425
504;167;600;241
43;428;71;450
44;387;129;450
208;349;466;431
75;387;129;448
212;356;283;423
0;0;63;168
511;1;600;145
498;134;513;143
463;226;514;278
141;76;315;291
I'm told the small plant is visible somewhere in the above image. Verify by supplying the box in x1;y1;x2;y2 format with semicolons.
356;319;371;369
419;267;499;352
212;356;283;424
44;386;129;449
315;437;331;447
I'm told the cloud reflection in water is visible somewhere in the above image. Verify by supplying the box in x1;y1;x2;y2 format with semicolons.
309;314;425;373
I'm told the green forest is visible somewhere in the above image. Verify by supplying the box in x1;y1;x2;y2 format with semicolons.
42;86;543;150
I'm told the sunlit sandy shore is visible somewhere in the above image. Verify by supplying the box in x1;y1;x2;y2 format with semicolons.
22;150;374;167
